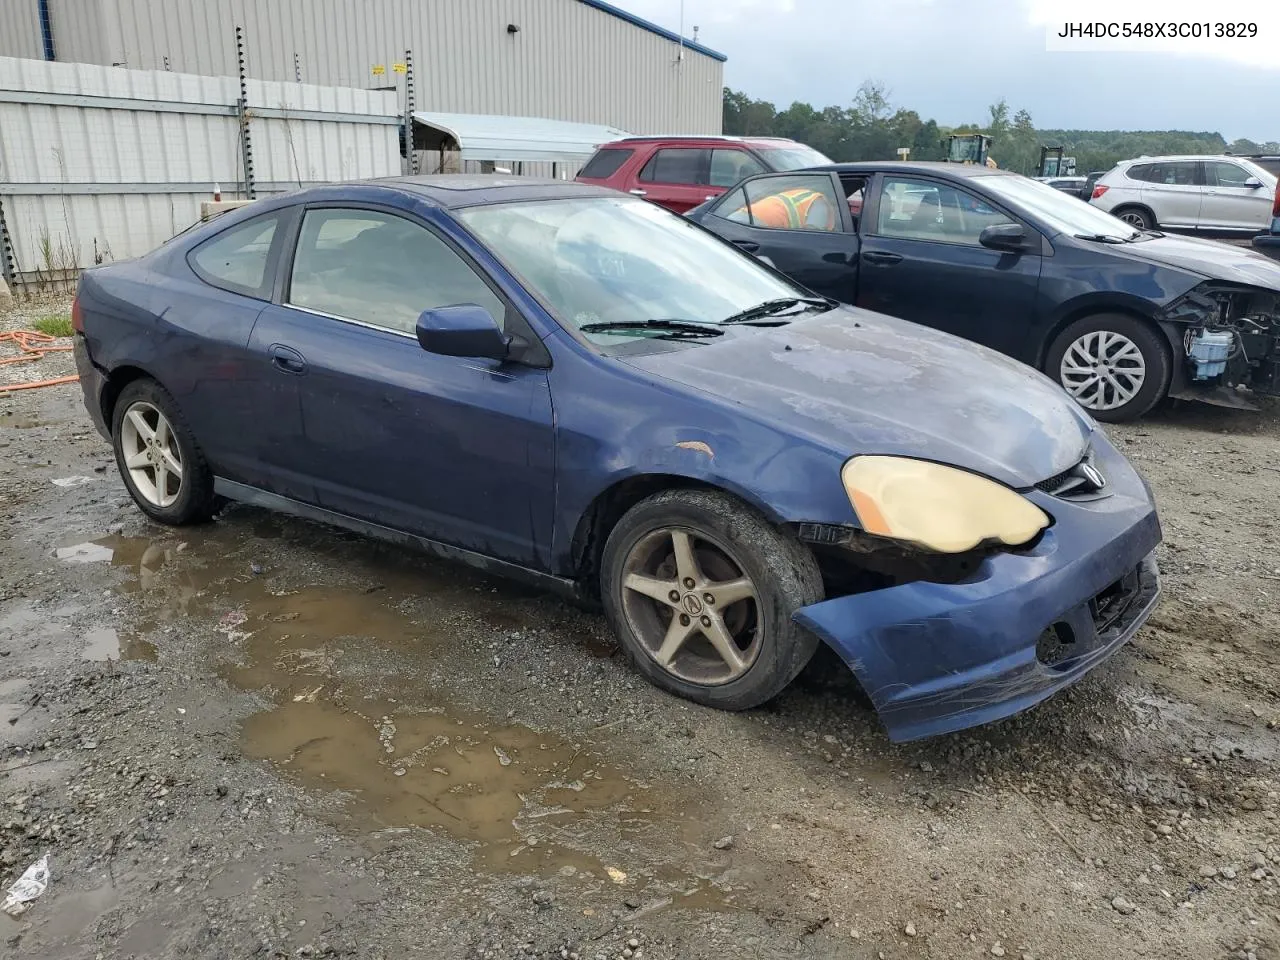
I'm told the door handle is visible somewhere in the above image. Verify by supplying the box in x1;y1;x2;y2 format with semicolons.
732;239;760;253
269;343;306;375
863;251;903;265
629;188;647;196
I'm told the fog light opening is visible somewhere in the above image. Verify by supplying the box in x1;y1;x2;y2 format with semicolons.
1036;621;1077;668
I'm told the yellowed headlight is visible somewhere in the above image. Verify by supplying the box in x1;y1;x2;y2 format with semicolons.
841;456;1049;554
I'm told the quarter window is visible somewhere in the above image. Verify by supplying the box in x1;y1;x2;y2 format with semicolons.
288;209;504;334
188;213;281;299
876;177;1016;246
639;148;709;185
579;148;633;179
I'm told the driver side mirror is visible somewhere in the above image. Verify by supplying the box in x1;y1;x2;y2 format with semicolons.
1243;177;1264;189
979;222;1029;251
416;304;514;361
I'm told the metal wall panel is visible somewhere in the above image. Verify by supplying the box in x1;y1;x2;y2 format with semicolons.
47;0;108;65
0;0;45;60
49;0;724;134
0;56;400;279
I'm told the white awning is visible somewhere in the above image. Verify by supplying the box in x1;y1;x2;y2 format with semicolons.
411;111;631;164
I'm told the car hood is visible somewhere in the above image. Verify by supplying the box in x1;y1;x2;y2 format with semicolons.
622;307;1093;489
1108;233;1280;288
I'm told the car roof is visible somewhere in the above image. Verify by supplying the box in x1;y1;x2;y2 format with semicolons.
325;174;621;208
1116;154;1262;164
602;135;802;148
803;161;1020;179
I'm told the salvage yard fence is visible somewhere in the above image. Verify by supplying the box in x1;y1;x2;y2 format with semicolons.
0;54;402;293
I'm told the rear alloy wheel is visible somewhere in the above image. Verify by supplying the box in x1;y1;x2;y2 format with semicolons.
1114;206;1154;230
112;379;216;525
1045;314;1170;422
601;489;824;710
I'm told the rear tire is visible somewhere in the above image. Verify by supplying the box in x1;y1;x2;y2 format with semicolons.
111;378;216;525
1113;206;1155;230
1045;313;1171;422
600;489;824;711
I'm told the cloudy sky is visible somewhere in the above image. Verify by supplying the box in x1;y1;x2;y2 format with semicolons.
618;0;1277;140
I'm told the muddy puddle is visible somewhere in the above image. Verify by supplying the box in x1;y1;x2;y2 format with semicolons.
84;520;751;907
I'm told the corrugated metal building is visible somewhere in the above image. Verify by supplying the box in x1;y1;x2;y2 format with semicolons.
0;0;725;134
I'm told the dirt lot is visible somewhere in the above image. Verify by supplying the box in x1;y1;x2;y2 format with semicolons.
2;294;1279;960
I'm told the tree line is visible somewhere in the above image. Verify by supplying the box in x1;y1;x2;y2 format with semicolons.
723;83;1279;175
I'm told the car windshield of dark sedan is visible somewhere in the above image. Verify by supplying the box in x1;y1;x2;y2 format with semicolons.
756;144;832;170
978;174;1141;242
457;197;816;345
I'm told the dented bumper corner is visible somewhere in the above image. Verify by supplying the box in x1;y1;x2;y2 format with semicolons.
793;436;1161;742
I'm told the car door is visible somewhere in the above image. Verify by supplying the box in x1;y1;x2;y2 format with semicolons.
697;172;858;302
855;174;1043;358
635;147;712;213
248;204;555;569
181;207;300;489
1138;160;1203;228
1201;160;1272;232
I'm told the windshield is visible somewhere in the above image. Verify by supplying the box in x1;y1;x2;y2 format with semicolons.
977;174;1139;240
456;197;811;346
757;144;832;171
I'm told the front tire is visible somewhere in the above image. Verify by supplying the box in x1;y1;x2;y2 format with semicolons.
600;489;824;711
1045;314;1171;422
112;378;216;525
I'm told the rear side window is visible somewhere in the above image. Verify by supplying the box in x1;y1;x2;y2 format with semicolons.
639;148;709;185
709;149;766;187
1137;162;1199;185
188;213;281;299
579;148;633;179
1125;164;1154;182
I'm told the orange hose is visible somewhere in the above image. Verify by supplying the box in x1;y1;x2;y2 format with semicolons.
0;330;79;391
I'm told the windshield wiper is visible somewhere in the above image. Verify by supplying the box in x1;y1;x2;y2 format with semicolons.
721;297;830;325
1073;233;1129;244
579;318;725;338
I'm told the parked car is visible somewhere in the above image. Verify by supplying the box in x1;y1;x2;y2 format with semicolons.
1088;155;1277;234
575;135;832;213
688;162;1280;421
1036;175;1088;197
73;175;1161;743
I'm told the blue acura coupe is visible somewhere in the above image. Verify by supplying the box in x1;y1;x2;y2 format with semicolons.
72;176;1161;742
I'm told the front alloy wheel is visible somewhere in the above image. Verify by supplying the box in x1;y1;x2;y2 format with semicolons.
600;489;824;710
620;527;762;685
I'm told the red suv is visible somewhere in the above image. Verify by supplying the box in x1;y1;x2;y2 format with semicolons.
576;136;832;213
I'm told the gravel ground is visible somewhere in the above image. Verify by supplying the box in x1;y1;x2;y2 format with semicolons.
2;294;1279;960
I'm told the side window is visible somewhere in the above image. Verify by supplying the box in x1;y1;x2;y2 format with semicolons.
740;175;843;232
709;149;766;188
188;213;281;299
1207;161;1252;187
288;209;505;334
639;148;708;185
1145;162;1198;186
579;148;633;179
712;186;752;224
875;177;1016;246
1125;164;1153;183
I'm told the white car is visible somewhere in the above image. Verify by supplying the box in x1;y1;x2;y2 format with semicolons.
1089;156;1277;235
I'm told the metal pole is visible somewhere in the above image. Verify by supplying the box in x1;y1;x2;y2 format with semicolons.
404;50;418;175
235;26;256;198
0;196;19;295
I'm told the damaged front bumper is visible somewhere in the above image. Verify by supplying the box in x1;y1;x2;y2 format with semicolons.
793;436;1161;743
1165;282;1280;406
